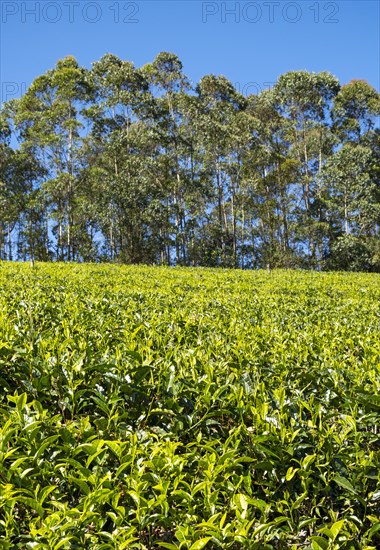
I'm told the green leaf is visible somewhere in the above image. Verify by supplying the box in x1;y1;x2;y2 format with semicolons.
34;435;60;459
285;466;298;481
332;475;356;494
233;493;249;511
311;536;329;550
53;538;73;550
16;393;28;412
189;538;212;550
17;496;44;518
366;522;380;540
330;519;345;540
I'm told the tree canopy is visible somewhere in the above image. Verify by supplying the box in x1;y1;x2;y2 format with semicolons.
1;53;379;271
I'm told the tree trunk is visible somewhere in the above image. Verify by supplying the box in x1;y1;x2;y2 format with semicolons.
241;204;245;269
7;223;12;261
67;123;74;262
344;187;349;234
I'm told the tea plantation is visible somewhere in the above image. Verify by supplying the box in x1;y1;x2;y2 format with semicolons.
0;263;379;549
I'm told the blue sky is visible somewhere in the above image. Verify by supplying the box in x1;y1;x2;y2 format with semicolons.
1;0;379;104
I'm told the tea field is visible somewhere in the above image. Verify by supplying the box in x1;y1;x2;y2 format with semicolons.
0;263;379;549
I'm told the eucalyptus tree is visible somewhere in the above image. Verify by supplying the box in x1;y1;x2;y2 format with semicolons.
220;102;259;268
243;90;301;268
15;164;50;263
0;115;14;259
321;144;375;234
320;137;380;271
0;112;47;261
332;80;380;144
140;52;195;265
195;75;248;266
175;93;214;266
365;128;380;269
271;71;340;265
9;56;91;261
84;53;161;263
322;81;380;270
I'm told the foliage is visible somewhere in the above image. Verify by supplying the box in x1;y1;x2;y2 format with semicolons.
326;235;372;271
0;262;379;548
2;56;380;270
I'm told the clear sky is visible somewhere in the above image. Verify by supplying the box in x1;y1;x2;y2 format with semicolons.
1;0;379;104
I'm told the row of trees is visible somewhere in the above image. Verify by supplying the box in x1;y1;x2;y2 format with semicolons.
1;53;379;270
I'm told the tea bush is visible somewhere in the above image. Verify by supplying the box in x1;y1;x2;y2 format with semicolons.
0;263;379;549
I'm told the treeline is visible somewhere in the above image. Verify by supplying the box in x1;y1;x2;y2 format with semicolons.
1;53;379;270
